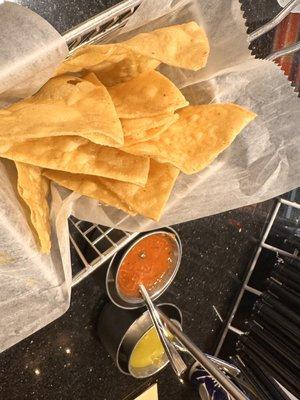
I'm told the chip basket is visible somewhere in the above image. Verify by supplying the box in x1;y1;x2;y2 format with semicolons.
66;0;300;287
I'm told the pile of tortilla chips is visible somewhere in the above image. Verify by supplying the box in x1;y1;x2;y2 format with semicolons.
0;22;256;253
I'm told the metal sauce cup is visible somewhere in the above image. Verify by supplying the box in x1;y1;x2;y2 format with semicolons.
97;301;182;379
106;227;182;309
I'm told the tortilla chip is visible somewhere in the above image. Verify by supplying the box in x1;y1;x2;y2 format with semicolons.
108;70;188;118
56;44;116;75
121;114;176;135
0;75;124;147
92;52;160;87
104;160;179;220
44;160;178;220
43;170;135;215
122;104;256;174
124;114;179;146
121;22;209;71
45;169;140;202
16;162;51;253
84;72;178;141
82;49;160;87
56;44;160;86
86;72;180;137
124;126;165;147
56;22;209;81
0;136;150;186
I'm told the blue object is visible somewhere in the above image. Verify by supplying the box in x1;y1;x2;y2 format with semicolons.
190;363;231;400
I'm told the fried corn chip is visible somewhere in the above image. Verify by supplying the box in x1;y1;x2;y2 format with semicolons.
92;52;160;87
124;114;179;146
16;162;51;253
56;44;116;75
56;22;209;83
122;104;256;174
44;160;178;221
121;114;176;135
121;22;209;71
103;159;179;220
108;70;188;118
56;44;160;86
124;126;166;147
0;75;124;147
43;170;136;215
85;72;179;137
83;49;160;87
0;136;150;186
84;72;178;141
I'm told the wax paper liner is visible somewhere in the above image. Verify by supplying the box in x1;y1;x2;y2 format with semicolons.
0;2;69;352
0;160;72;352
0;2;68;107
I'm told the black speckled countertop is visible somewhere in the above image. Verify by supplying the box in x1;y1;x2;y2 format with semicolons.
0;201;276;400
0;1;294;399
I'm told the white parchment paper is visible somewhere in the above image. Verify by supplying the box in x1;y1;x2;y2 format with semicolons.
0;0;299;351
0;160;72;352
0;2;68;107
0;2;69;352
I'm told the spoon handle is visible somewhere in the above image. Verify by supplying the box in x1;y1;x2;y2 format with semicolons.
158;309;249;400
139;284;187;379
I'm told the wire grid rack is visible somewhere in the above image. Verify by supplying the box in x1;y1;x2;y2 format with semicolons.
64;0;300;287
63;0;142;52
69;216;139;286
213;191;300;357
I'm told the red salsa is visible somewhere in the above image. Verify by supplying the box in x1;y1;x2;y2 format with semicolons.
117;233;176;298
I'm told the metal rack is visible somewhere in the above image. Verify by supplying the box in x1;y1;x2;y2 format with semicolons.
65;0;300;287
63;0;142;52
69;216;138;286
214;193;300;356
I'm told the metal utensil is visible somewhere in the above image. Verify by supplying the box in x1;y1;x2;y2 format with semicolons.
205;354;240;377
139;284;187;380
158;308;249;400
175;340;240;378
